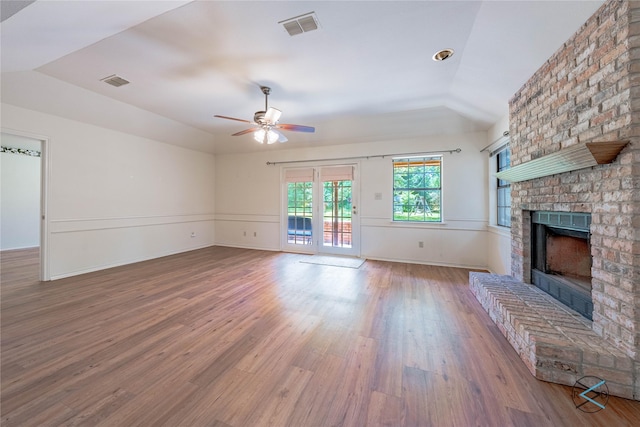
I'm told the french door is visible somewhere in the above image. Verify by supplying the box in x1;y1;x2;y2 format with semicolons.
282;164;359;257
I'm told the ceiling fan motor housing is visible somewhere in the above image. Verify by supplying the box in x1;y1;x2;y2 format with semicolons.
254;111;267;125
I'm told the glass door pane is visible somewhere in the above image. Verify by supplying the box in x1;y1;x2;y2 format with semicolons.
286;181;313;245
322;180;352;249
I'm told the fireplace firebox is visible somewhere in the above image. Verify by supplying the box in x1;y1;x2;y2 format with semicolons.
531;211;593;319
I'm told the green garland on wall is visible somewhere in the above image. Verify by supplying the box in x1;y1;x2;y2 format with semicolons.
1;146;41;157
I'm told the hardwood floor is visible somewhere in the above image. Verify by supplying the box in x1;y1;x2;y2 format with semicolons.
1;246;639;426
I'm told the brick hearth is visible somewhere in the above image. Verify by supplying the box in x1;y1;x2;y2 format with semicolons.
470;272;636;400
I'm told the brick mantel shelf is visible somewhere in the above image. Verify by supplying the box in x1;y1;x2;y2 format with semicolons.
496;140;629;183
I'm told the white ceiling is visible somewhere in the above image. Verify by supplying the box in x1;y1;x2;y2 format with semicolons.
1;1;605;154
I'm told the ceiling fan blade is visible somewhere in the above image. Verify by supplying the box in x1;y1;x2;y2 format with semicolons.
214;115;252;123
273;129;288;143
277;124;315;133
264;107;282;124
232;127;260;136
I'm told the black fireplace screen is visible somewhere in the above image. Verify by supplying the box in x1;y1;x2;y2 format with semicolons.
531;211;593;320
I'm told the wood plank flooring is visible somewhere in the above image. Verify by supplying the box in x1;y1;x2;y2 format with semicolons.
2;246;639;426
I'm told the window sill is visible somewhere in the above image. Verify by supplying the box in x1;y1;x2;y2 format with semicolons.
390;220;447;227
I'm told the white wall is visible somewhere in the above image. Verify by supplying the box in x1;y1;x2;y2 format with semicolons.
1;144;40;250
1;103;216;279
485;114;512;275
215;132;490;269
0;100;513;275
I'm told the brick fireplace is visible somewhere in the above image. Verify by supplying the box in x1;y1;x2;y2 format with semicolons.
473;0;639;400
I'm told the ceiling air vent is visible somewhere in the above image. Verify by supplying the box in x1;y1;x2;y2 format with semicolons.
100;74;130;87
279;12;319;36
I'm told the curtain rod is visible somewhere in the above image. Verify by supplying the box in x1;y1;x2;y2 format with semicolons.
480;130;510;153
266;148;461;166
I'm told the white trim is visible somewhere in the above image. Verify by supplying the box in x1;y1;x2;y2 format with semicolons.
360;221;487;232
362;255;487;271
487;224;511;238
50;214;215;233
52;213;215;222
214;214;278;223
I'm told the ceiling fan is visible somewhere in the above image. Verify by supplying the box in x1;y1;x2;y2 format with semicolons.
214;86;315;144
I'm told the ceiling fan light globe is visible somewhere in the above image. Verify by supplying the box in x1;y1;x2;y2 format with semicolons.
253;128;279;144
264;107;282;124
266;130;279;144
254;129;266;143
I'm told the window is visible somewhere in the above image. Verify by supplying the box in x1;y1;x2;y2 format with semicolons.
496;147;511;227
393;156;442;222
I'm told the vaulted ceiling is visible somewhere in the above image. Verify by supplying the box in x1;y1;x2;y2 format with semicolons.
1;1;604;154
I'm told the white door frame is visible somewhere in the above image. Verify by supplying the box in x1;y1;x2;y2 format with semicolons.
2;128;50;281
281;162;360;257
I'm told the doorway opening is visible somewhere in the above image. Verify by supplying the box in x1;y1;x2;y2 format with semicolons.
1;130;49;281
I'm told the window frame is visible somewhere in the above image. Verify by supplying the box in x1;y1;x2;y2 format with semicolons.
392;155;443;223
496;147;511;228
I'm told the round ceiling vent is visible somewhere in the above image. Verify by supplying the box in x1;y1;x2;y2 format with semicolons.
432;48;454;61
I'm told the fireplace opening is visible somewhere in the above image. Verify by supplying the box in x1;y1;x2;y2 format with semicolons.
531;211;593;319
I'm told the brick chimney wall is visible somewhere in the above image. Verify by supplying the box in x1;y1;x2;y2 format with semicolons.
509;0;639;360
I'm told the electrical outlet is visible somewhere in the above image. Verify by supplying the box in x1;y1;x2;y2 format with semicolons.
418;241;424;248
191;232;196;238
374;192;382;200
